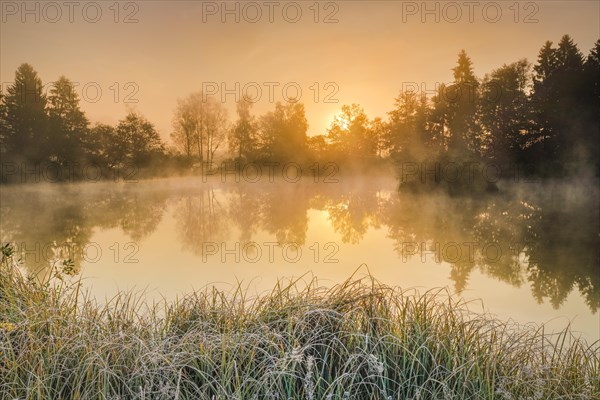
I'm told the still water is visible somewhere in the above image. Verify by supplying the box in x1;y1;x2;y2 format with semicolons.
1;176;598;341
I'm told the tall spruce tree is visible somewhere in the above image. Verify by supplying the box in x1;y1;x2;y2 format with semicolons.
2;63;48;163
47;76;89;165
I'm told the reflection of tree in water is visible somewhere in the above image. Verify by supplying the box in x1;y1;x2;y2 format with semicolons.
89;190;167;241
172;180;600;312
382;185;599;312
1;179;597;312
1;188;93;274
227;185;261;244
471;187;599;312
172;187;229;256
258;185;309;245
223;184;310;261
324;191;383;244
173;183;310;258
382;192;484;292
0;184;169;274
470;197;538;288
522;187;600;312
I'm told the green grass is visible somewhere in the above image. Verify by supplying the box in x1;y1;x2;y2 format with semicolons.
1;244;598;400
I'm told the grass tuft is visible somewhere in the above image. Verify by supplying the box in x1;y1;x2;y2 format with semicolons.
1;245;598;399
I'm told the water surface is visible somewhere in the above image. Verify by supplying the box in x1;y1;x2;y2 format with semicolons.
1;175;598;341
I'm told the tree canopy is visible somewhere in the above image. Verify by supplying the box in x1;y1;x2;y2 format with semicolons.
1;35;598;182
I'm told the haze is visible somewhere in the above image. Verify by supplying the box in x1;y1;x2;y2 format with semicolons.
2;0;598;141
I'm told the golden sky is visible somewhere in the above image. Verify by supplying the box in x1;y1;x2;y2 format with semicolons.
1;1;599;141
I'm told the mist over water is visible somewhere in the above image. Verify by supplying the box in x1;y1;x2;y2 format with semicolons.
1;174;598;340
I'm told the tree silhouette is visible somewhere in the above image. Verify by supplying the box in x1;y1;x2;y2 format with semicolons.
0;89;6;151
258;101;308;163
446;50;480;158
229;97;258;164
581;39;600;172
387;91;430;162
171;95;199;160
47;76;89;166
584;39;600;101
171;93;228;169
115;112;164;167
1;63;48;163
479;59;532;168
531;35;587;170
84;123;119;170
2;35;598;181
203;97;228;167
327;104;376;163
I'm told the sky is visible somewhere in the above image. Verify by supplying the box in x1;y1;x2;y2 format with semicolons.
1;0;599;143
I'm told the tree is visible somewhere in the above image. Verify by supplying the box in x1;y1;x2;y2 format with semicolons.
429;51;481;160
387;91;430;161
370;117;388;159
2;63;48;163
584;39;600;102
170;93;228;168
446;50;480;157
531;35;586;164
0;89;7;154
581;39;600;171
83;123;119;169
327;104;375;162
203;97;228;167
171;92;207;164
531;40;559;160
307;134;330;161
115;112;164;167
229;96;258;163
429;83;450;154
171;97;197;159
46;76;89;164
556;34;585;72
533;41;558;84
479;59;533;166
258;101;308;162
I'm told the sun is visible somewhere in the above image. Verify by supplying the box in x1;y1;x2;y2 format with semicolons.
330;114;351;131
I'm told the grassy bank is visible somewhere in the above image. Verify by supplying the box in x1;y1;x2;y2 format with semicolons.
0;246;598;399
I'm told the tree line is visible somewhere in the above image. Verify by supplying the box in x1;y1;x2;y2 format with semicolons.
0;68;171;180
1;34;598;183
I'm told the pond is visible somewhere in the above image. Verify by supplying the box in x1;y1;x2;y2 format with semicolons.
1;175;598;341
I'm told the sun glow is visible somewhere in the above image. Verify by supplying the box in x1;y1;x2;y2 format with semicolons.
331;114;351;131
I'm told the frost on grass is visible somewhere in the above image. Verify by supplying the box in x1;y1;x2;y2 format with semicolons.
0;247;598;399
